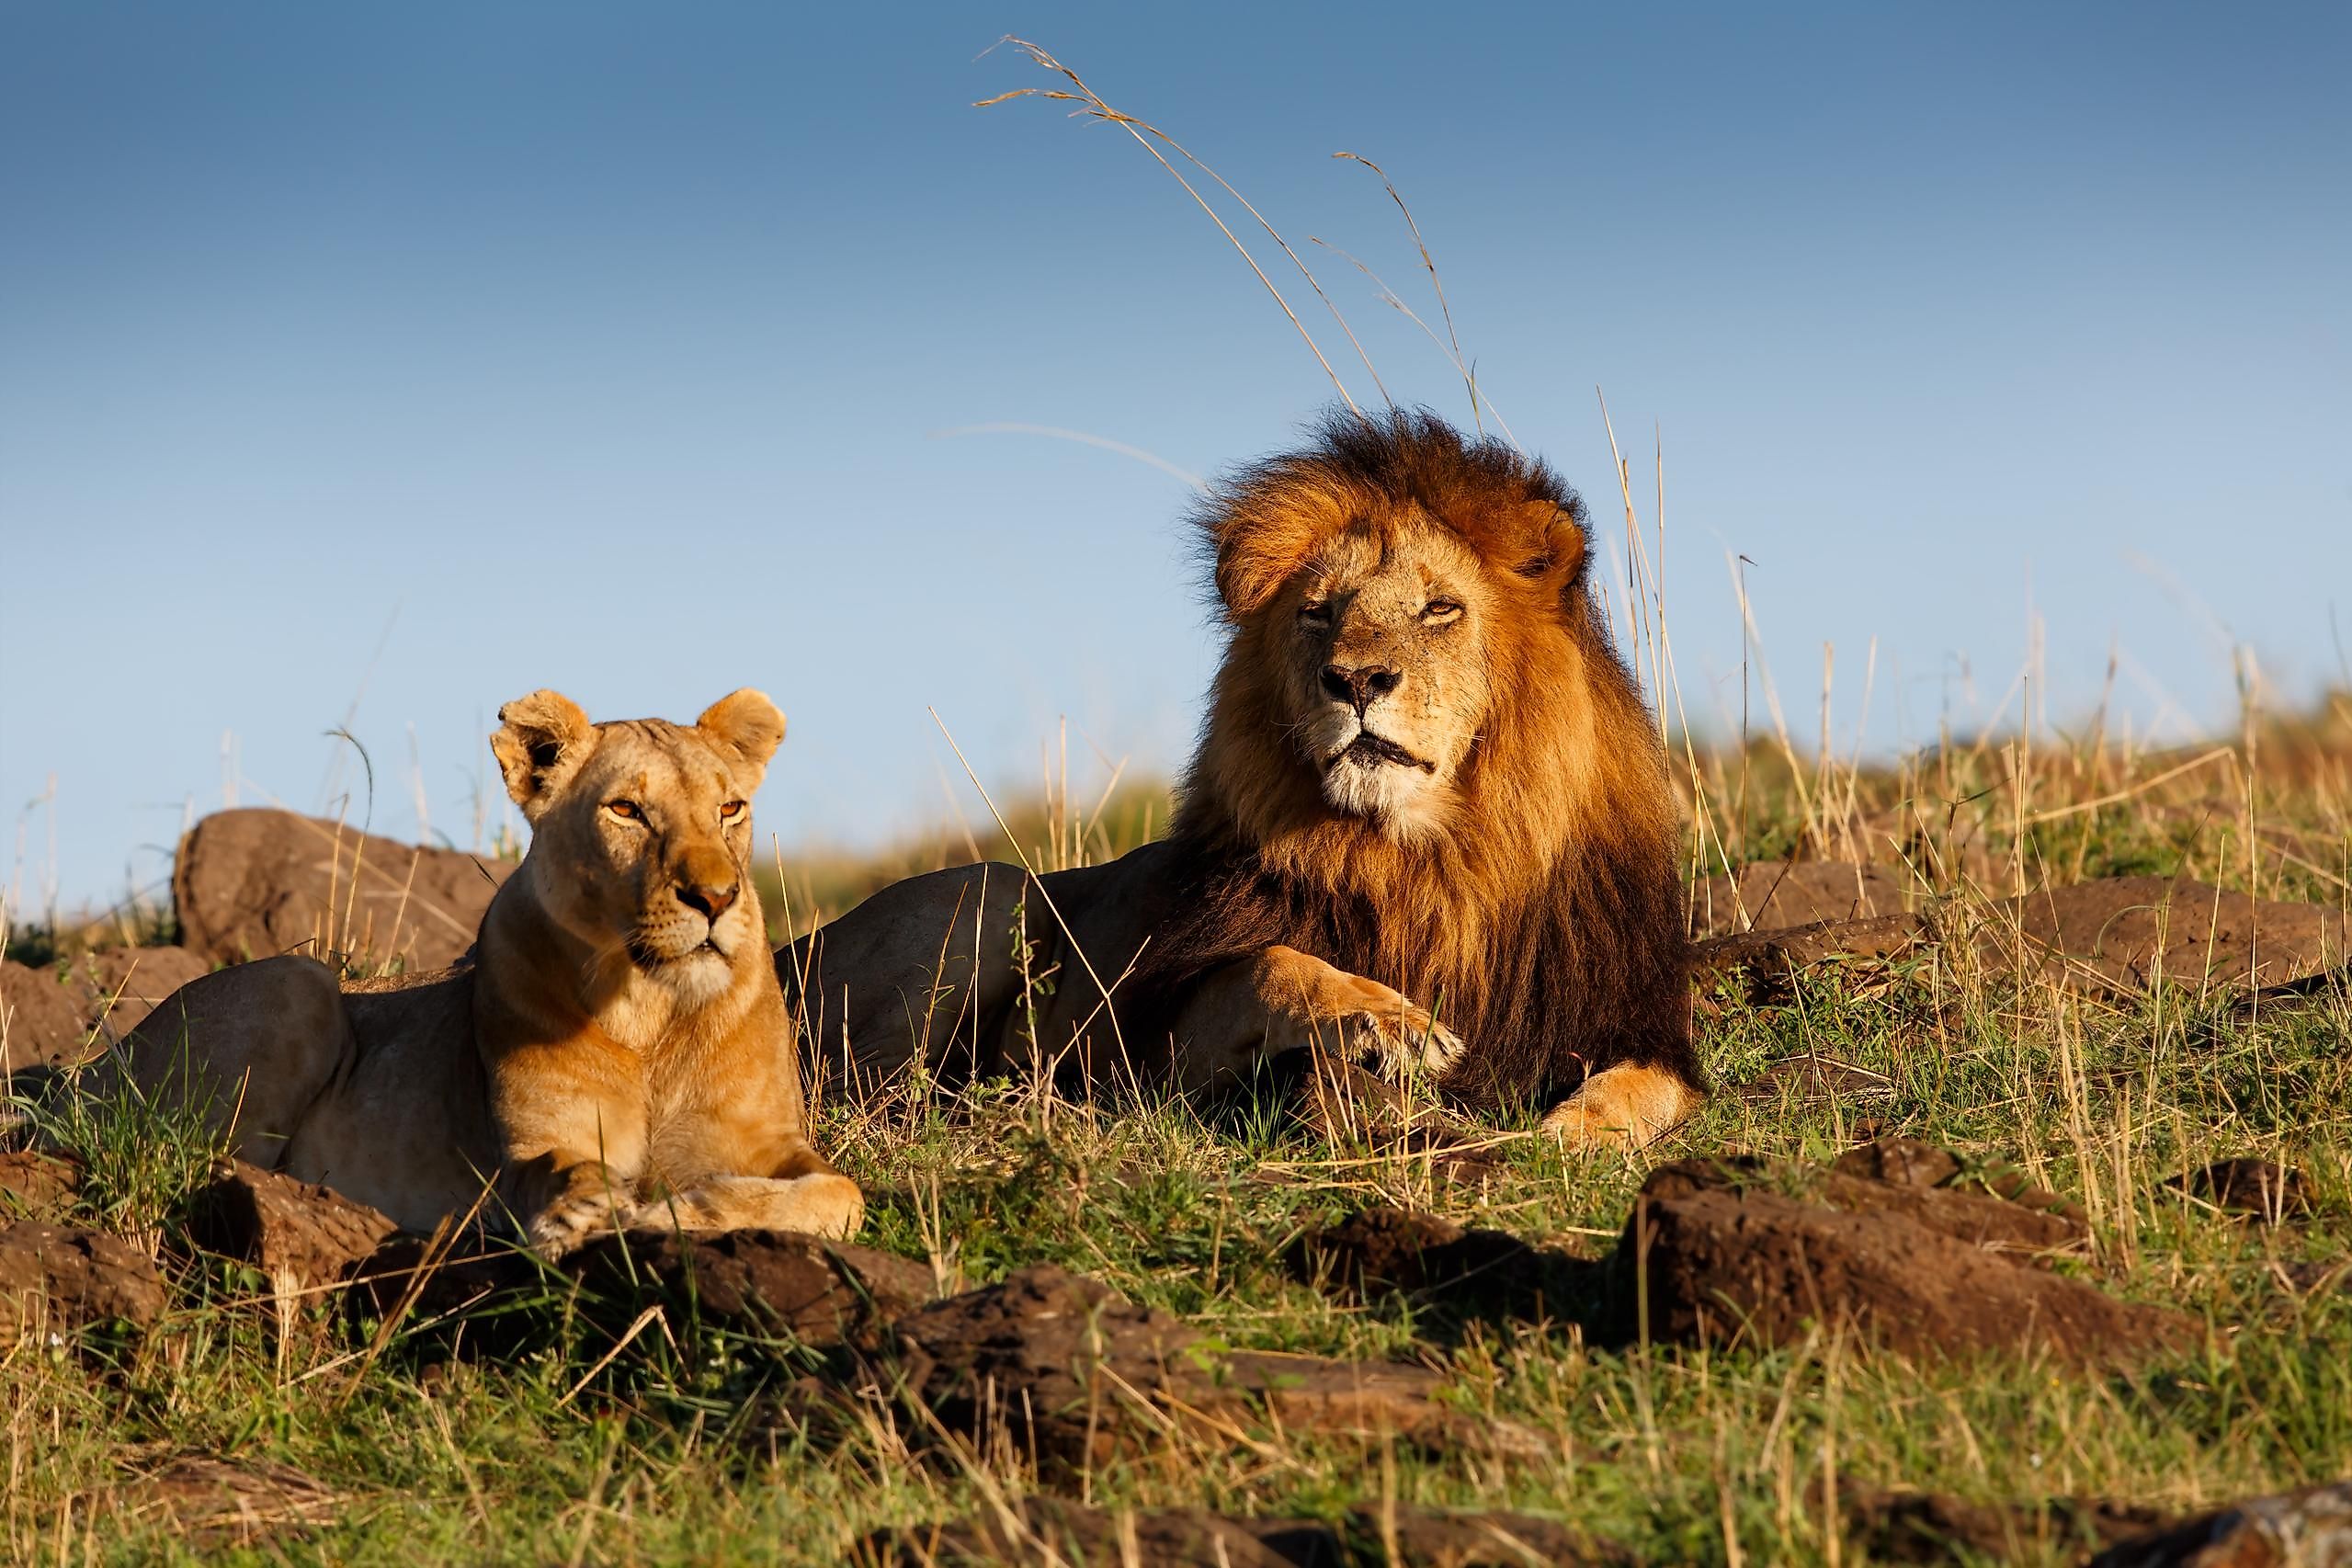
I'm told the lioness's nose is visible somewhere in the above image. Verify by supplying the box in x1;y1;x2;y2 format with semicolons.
678;881;738;921
1321;662;1402;714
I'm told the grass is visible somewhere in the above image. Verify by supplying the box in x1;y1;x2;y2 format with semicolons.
4;46;2345;1553
3;700;2348;1565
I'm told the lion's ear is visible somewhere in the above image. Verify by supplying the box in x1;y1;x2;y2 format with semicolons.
696;688;786;785
491;690;595;822
1510;500;1587;589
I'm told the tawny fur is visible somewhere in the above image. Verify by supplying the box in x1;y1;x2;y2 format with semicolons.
789;411;1701;1147
112;690;860;1254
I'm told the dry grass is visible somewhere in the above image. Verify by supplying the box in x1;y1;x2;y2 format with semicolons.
3;40;2346;1565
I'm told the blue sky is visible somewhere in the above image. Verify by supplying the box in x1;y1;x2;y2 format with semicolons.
3;2;2346;908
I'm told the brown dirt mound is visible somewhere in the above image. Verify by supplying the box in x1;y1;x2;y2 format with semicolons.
1618;1142;2192;1367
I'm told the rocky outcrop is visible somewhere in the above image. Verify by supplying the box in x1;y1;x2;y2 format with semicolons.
172;809;512;971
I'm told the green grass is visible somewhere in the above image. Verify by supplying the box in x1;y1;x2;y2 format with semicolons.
5;710;2349;1564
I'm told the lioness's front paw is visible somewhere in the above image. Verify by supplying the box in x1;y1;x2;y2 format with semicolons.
527;1190;626;1259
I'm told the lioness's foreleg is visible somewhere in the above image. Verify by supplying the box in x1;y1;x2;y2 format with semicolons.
634;1115;864;1240
1167;945;1466;1093
110;957;354;1169
622;1164;864;1240
1542;1062;1701;1153
490;1040;652;1257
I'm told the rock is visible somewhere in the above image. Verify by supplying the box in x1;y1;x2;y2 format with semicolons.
1290;1206;1600;1324
346;1234;535;1337
1644;1142;2087;1262
1618;1151;2188;1366
864;1497;1621;1567
60;946;211;1042
1830;1137;1961;1188
0;1222;166;1336
172;808;514;972
188;1161;400;1302
567;1229;937;1350
886;1265;1501;1477
1997;876;2348;998
101;1456;346;1549
1824;1139;2090;1256
1740;1051;1900;1111
2282;1259;2349;1298
0;1151;81;1221
867;1500;1295;1567
1846;1489;2176;1564
1694;912;1930;1001
1801;801;1997;888
2089;1478;2352;1567
1280;1057;1502;1182
2159;1159;2315;1224
1691;874;2349;1006
2;958;89;1071
1691;861;1909;939
348;1228;942;1358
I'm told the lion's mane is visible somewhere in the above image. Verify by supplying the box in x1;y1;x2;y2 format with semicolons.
1131;410;1697;1110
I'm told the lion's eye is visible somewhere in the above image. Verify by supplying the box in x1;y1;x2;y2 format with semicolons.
720;800;746;823
607;800;643;822
1422;599;1464;624
1299;602;1333;625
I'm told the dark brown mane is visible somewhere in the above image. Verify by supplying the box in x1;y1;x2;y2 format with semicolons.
1131;409;1696;1112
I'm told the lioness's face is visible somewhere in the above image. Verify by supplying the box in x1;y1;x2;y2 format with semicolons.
492;690;785;1005
1278;520;1494;835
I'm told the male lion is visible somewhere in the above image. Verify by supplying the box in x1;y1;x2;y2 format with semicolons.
117;689;861;1254
790;412;1701;1148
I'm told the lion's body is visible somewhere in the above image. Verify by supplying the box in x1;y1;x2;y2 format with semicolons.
791;414;1701;1148
119;691;861;1250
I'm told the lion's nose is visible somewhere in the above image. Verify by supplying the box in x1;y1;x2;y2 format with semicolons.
677;881;738;922
1321;663;1402;714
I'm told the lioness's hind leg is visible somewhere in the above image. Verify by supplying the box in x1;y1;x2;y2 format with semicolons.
626;1173;865;1240
1543;1063;1700;1153
110;957;353;1168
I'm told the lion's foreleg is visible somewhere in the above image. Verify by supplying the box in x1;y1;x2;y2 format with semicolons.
1167;946;1466;1094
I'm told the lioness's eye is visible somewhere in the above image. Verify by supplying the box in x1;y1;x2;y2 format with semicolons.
607;800;642;822
720;800;746;823
1422;599;1463;624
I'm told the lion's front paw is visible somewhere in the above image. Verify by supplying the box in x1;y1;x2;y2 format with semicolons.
527;1189;626;1260
1312;978;1466;1085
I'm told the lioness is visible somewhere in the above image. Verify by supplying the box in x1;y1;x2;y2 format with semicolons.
789;412;1701;1149
119;688;861;1255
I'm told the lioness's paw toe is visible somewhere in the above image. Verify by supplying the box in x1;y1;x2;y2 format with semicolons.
800;1174;865;1240
528;1193;621;1259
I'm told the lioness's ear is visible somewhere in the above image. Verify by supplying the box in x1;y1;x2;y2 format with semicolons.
696;688;785;785
1510;500;1587;589
491;690;595;822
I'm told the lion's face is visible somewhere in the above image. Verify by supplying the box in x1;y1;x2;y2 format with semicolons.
1275;521;1494;836
491;690;785;1006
